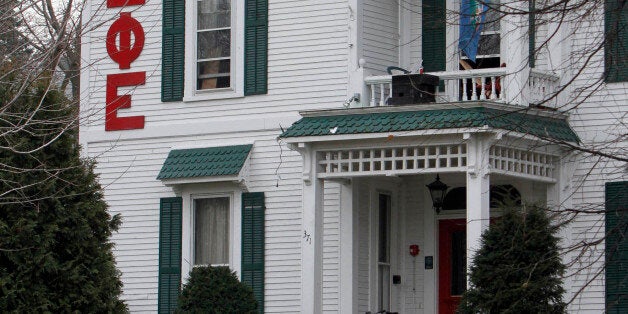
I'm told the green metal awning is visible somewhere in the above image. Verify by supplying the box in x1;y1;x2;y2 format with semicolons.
279;105;579;143
157;144;253;181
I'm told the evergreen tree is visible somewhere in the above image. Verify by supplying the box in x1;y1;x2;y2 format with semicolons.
0;80;127;312
458;205;566;314
0;1;32;66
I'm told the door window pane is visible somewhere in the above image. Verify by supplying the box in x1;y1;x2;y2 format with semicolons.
194;197;230;265
451;230;467;296
378;194;391;311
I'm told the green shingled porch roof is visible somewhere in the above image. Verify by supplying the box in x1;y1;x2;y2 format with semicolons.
280;107;579;143
157;144;252;180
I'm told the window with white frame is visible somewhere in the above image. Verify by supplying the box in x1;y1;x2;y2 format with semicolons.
185;0;244;100
193;196;231;266
163;0;265;101
196;0;232;90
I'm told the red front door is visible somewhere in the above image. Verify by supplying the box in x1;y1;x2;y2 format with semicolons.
438;219;467;314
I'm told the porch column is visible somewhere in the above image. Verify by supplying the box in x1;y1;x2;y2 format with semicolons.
300;145;323;314
547;151;576;304
339;179;357;313
465;134;491;283
502;0;530;106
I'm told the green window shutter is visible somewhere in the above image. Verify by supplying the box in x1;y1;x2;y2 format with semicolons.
422;0;445;91
529;0;536;68
422;0;446;73
605;181;628;313
244;0;268;95
241;192;265;313
162;0;185;101
158;197;183;314
604;0;628;82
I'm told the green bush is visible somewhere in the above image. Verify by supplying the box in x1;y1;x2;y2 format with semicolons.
176;266;257;314
458;205;566;313
0;84;127;312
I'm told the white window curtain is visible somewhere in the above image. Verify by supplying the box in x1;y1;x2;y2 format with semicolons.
194;197;230;265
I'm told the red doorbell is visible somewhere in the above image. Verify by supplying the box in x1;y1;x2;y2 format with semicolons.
409;244;420;257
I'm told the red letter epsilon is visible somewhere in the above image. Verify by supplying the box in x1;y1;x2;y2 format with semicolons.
107;0;145;8
106;72;146;131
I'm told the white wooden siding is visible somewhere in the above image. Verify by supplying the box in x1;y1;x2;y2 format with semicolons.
82;0;351;311
401;177;425;313
363;0;400;75
81;0;628;312
562;3;628;312
88;132;305;312
404;0;422;71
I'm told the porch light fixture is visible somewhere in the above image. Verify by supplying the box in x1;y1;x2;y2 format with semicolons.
426;174;448;213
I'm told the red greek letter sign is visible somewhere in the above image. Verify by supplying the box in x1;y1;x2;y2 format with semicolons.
107;12;145;70
106;72;146;131
107;0;145;8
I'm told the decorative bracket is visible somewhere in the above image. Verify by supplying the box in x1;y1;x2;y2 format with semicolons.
294;142;314;185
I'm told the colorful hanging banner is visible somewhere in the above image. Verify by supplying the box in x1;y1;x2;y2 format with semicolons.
459;0;489;63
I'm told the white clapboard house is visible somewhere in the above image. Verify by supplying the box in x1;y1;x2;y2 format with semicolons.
80;0;627;313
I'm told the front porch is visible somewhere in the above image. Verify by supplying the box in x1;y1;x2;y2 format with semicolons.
280;102;578;313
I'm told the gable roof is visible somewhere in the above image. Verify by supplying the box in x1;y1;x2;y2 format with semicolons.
157;144;253;180
280;106;579;143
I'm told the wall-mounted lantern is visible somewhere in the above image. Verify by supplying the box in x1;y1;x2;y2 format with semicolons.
426;174;448;213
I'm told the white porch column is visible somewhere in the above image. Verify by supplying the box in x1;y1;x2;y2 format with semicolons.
547;151;577;307
465;134;491;282
501;0;530;106
339;180;357;313
300;144;323;314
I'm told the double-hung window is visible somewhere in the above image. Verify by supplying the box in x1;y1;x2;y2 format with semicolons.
187;0;242;99
196;0;233;91
193;196;230;265
162;0;267;102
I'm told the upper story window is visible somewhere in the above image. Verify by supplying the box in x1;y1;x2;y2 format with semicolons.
161;0;267;102
196;0;232;90
187;0;240;99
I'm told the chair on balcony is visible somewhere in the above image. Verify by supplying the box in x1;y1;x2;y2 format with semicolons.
459;60;504;100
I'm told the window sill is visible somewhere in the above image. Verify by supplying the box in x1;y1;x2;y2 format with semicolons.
183;89;244;103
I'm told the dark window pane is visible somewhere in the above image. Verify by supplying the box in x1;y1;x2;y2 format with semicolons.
378;194;390;263
451;230;467;296
478;34;500;56
197;29;231;59
197;59;230;89
197;0;231;30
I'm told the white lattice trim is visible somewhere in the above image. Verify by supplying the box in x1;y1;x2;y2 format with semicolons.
489;146;557;182
317;145;467;178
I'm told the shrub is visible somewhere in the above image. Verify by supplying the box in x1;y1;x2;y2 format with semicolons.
0;86;127;312
176;266;257;314
458;204;566;313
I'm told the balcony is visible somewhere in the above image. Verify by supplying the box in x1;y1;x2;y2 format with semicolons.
363;67;560;108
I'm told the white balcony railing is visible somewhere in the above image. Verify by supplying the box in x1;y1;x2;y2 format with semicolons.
364;68;559;107
529;68;560;106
